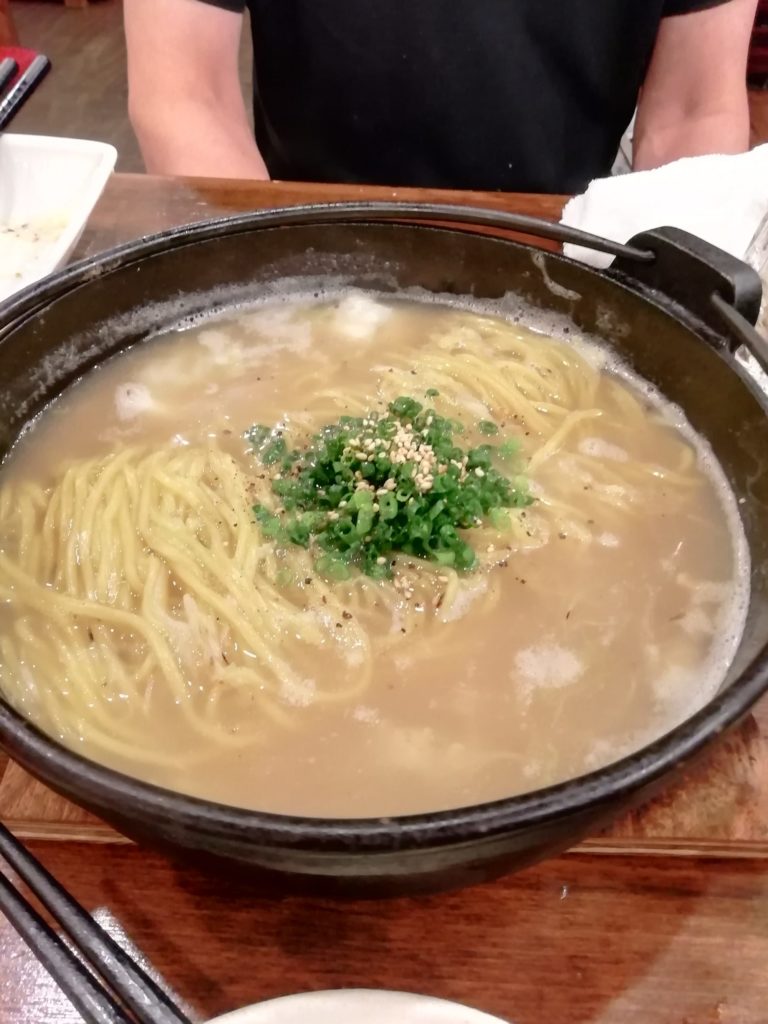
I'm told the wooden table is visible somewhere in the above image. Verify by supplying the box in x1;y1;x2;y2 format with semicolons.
2;173;768;1024
0;0;16;47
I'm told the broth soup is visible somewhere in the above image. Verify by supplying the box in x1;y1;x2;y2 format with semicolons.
0;292;749;817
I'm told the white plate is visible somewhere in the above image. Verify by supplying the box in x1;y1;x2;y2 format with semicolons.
0;134;117;303
207;989;510;1024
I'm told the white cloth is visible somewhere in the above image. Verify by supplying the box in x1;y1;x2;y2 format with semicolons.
560;146;768;270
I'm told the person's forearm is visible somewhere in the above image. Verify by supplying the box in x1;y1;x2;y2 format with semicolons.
634;101;750;172
131;96;270;179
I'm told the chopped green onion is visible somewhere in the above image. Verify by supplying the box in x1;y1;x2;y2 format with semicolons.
261;438;287;465
245;424;271;447
316;554;352;581
355;508;374;536
489;507;512;530
379;492;398;520
389;396;423;419
275;567;294;587
498;438;521;460
245;396;532;579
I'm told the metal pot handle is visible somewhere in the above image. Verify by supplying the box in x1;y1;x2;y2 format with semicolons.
220;200;660;263
611;227;768;372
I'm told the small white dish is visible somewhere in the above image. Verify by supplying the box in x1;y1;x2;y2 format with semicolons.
207;989;510;1024
0;134;117;303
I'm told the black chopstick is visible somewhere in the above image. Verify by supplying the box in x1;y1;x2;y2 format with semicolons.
0;871;133;1024
0;54;51;131
0;57;18;96
0;821;192;1024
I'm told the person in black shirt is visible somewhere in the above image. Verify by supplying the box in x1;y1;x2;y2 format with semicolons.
124;0;757;193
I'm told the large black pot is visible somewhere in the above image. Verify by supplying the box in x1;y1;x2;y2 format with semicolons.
0;203;767;897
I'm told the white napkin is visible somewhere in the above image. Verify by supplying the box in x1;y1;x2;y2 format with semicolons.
560;145;768;270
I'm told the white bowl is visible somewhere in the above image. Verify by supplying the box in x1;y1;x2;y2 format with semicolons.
0;134;117;303
207;989;510;1024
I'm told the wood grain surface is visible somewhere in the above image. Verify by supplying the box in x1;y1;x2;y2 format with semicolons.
69;172;570;259
3;843;768;1024
0;0;16;47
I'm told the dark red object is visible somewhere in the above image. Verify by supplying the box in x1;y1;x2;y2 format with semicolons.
0;46;38;88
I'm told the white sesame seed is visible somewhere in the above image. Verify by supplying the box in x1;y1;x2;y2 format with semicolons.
475;467;485;477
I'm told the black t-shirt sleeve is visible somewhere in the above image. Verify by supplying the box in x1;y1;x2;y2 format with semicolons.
194;0;246;12
663;0;733;14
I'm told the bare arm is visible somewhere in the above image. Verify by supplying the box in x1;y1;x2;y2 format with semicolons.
124;0;269;179
634;0;757;170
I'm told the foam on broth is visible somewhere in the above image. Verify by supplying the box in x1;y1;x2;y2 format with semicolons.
0;291;749;816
